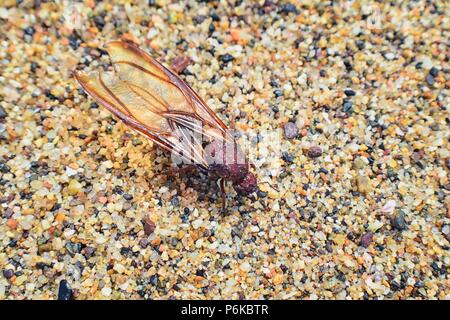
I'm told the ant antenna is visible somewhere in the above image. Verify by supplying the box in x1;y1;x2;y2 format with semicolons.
259;181;279;192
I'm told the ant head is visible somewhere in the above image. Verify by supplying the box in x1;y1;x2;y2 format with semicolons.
233;172;257;196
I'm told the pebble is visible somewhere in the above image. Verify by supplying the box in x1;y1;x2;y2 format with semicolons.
65;167;78;177
381;200;396;214
280;3;297;14
123;193;133;201
344;89;356;97
139;239;149;249
82;246;96;258
65;242;82;255
96;235;108;245
307;146;322;158
4;208;14;219
93;15;105;31
429;67;439;77
6;218;18;229
273;89;283;97
342;101;353;113
356;175;372;194
360;232;374;248
442;225;449;236
219;54;234;63
391;211;407;231
57;280;73;300
0;161;10;173
425;74;435;86
149;275;158;286
384;52;395;60
143;218;156;235
24;26;35;37
101;287;112;297
67;179;83;195
272;274;283;285
333;234;346;246
3;269;14;279
283;122;298;139
282;152;294;163
192;219;203;229
193;15;206;24
240;262;251;272
0;106;7;119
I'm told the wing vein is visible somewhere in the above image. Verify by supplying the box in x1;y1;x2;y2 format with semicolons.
126;82;169;113
98;72;133;117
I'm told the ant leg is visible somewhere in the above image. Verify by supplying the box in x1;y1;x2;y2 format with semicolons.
229;114;236;131
170;56;192;74
158;164;197;178
218;178;227;214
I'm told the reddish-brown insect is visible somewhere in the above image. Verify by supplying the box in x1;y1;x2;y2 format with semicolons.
74;41;257;208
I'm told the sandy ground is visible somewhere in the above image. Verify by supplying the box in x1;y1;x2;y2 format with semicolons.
0;0;448;299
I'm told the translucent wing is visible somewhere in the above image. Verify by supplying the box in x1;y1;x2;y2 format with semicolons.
74;41;234;168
